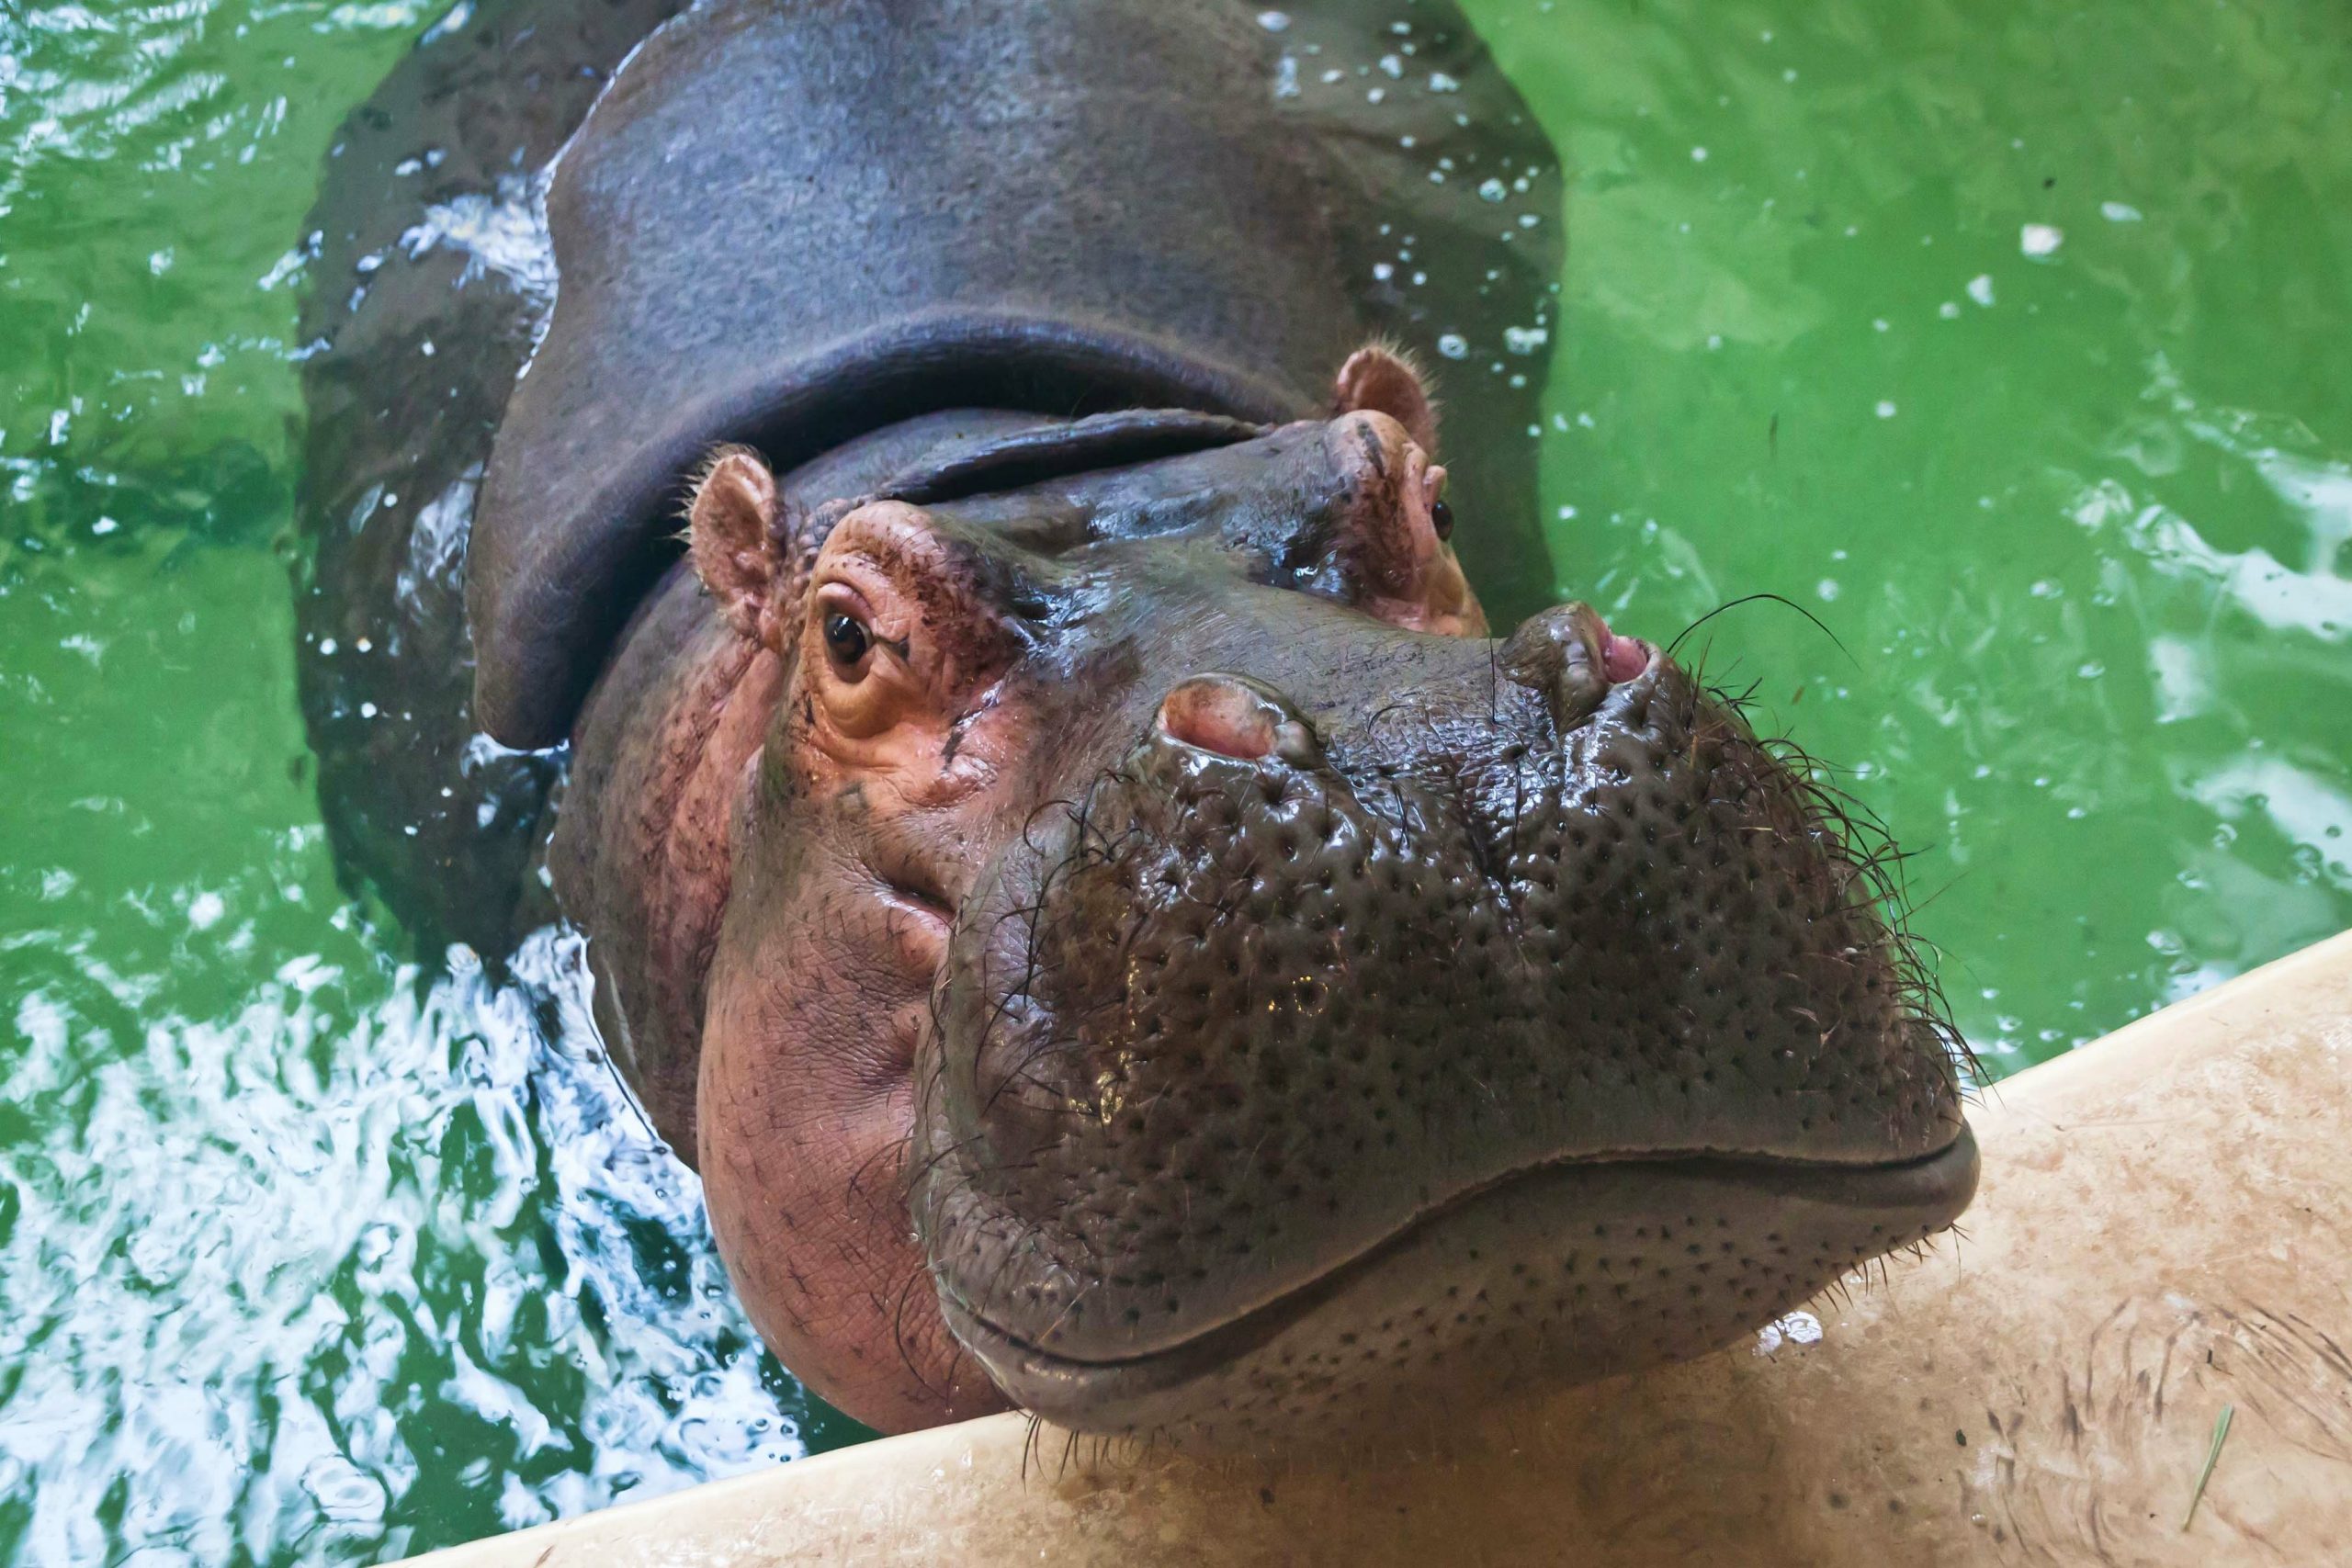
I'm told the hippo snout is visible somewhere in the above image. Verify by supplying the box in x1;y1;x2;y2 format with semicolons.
913;625;1975;1439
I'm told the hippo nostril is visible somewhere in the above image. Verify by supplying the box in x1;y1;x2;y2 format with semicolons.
1159;677;1277;761
1499;602;1644;729
1158;675;1323;766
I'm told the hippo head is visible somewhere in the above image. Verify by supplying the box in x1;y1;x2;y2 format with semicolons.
683;350;1976;1439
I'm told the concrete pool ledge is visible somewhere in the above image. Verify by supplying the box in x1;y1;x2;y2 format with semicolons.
411;928;2352;1566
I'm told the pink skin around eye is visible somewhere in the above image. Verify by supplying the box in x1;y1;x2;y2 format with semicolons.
1401;456;1444;569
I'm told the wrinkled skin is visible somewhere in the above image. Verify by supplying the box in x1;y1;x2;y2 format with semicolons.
573;352;1977;1438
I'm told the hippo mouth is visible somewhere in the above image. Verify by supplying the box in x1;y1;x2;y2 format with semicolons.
913;625;1975;1439
937;1128;1978;1435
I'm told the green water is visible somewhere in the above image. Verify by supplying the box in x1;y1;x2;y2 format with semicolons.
1;0;2346;1562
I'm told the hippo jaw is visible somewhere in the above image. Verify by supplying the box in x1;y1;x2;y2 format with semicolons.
932;1142;1978;1440
912;635;1977;1440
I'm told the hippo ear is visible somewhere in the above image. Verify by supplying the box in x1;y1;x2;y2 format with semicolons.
1333;343;1440;457
687;446;786;645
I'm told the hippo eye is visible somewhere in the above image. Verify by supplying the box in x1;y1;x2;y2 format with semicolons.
1430;498;1455;541
822;609;872;672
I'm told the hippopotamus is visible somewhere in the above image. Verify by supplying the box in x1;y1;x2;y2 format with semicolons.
293;0;1979;1439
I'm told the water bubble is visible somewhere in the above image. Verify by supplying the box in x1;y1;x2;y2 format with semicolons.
1436;333;1470;360
1255;8;1290;29
1476;176;1508;203
1967;274;1996;307
1753;1310;1823;1356
2020;223;2064;258
2100;200;2143;222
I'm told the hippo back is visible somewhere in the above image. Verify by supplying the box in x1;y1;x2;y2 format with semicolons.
296;0;1564;950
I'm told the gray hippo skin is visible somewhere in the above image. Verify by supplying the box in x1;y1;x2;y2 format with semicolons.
296;0;1979;1438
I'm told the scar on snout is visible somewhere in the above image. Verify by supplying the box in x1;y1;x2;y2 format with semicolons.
941;705;982;768
1353;419;1388;480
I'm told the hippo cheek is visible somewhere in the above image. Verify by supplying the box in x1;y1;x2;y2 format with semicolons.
697;870;1006;1434
910;657;1976;1440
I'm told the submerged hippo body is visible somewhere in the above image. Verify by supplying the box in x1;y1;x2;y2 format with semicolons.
297;0;1978;1438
